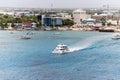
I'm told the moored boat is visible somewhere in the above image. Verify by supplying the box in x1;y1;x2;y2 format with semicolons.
112;33;120;39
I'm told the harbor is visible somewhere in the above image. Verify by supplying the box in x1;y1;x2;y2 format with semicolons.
0;30;118;80
0;0;120;80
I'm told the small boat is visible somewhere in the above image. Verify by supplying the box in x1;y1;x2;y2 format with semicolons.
21;35;31;39
112;34;120;39
52;43;70;54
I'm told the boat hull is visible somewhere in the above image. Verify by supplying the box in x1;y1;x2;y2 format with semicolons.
52;50;70;54
112;37;120;40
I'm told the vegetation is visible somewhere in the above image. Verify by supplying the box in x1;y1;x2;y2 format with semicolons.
107;22;112;26
0;14;41;29
62;19;74;27
101;17;106;26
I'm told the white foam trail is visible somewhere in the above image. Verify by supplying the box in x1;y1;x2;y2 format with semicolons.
69;46;88;52
69;34;111;52
69;38;94;52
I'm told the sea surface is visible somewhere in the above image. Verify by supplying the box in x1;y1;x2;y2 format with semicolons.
0;30;119;80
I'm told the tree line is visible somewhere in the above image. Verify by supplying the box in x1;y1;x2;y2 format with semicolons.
0;14;74;29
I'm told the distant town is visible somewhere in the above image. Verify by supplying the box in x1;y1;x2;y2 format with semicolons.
0;7;120;32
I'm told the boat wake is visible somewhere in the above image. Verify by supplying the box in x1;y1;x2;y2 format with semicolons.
69;35;110;52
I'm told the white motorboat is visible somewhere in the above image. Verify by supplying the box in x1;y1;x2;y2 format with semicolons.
21;35;31;39
112;33;120;39
52;44;70;54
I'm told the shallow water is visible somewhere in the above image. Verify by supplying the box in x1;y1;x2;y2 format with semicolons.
0;30;119;80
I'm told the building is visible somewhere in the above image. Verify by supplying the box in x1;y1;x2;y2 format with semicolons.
92;10;119;20
59;13;72;20
22;21;32;30
41;16;62;26
107;19;120;26
73;9;86;25
92;13;113;20
102;10;119;15
82;18;102;27
45;11;57;17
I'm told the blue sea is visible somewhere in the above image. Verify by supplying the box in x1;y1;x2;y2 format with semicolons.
0;30;119;80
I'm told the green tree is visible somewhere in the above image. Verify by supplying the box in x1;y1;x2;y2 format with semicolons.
3;14;9;19
101;17;106;26
62;19;74;27
0;14;41;30
14;17;22;23
107;22;111;26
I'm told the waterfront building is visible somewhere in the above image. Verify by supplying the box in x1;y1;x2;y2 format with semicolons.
41;15;62;27
73;9;86;26
22;21;32;30
82;18;102;27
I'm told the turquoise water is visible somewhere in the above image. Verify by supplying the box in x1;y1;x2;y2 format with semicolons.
0;30;119;80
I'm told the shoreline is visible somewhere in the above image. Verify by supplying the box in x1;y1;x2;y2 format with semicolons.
1;26;120;33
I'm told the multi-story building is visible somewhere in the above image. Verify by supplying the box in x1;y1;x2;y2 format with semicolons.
73;9;86;25
41;16;62;26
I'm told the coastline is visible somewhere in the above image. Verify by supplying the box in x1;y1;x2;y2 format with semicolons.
1;26;120;33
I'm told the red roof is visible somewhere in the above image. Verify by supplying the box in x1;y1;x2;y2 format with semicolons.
22;21;32;25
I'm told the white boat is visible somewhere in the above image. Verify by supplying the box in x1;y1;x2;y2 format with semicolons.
52;44;70;54
21;35;31;39
112;33;120;39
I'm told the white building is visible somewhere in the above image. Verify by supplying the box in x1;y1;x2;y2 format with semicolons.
73;9;86;25
59;13;72;20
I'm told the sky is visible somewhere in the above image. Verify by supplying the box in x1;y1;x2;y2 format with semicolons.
0;0;120;8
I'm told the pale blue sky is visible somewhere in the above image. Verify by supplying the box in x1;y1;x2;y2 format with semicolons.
0;0;119;8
